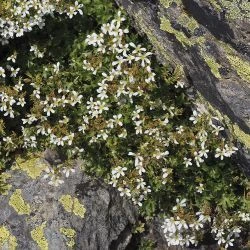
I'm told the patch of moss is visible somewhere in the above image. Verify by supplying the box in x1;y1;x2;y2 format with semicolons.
31;223;48;250
202;53;221;78
60;227;76;248
226;54;250;83
59;194;86;218
9;189;31;215
0;226;18;250
14;156;47;179
178;13;199;34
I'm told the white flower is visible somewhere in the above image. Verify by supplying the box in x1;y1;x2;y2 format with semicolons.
62;167;76;178
7;53;17;63
173;198;187;211
135;52;152;67
0;67;5;78
176;125;184;134
238;212;250;222
175;81;185;88
196;212;211;223
194;151;204;167
189;110;200;124
44;104;55;116
136;178;146;189
196;183;204;193
211;124;224;135
118;129;127;138
118;187;131;197
3;136;13;144
198;148;209;158
189;220;203;231
8;66;20;77
53;62;60;74
128;152;145;175
112;166;127;179
225;238;234;249
183;157;192;167
215;147;226;160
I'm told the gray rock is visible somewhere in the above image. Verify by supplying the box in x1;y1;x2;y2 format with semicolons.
0;156;138;250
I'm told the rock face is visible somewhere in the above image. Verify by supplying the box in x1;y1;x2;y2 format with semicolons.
0;155;138;250
115;0;250;172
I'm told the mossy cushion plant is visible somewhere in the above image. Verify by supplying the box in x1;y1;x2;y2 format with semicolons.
0;0;249;249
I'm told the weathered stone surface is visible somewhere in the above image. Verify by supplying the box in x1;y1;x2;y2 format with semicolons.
0;155;138;250
115;0;250;172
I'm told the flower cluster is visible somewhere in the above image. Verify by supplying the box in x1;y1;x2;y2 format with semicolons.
0;0;83;45
162;199;249;249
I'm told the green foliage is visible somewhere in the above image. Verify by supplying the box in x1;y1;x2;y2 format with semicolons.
139;239;155;250
79;0;116;23
0;1;249;248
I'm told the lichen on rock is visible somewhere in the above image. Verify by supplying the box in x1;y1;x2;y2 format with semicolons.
233;124;250;149
59;194;86;218
202;53;221;79
178;12;199;34
226;54;250;83
0;172;12;196
14;156;48;180
160;17;193;47
8;189;31;215
31;223;48;250
160;0;182;8
0;226;17;250
60;227;76;248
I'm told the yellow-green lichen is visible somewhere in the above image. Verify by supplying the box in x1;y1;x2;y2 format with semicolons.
160;17;206;48
9;189;31;215
59;195;86;218
0;226;18;250
203;53;221;78
159;0;182;8
208;0;223;11
135;13;174;64
60;227;76;248
178;13;199;34
195;36;206;46
160;17;194;47
233;124;250;148
31;223;48;250
220;0;250;20
198;93;250;149
0;172;12;196
226;54;250;83
14;156;47;179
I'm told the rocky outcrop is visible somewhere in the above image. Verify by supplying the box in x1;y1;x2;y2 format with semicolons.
114;0;250;172
0;154;138;250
